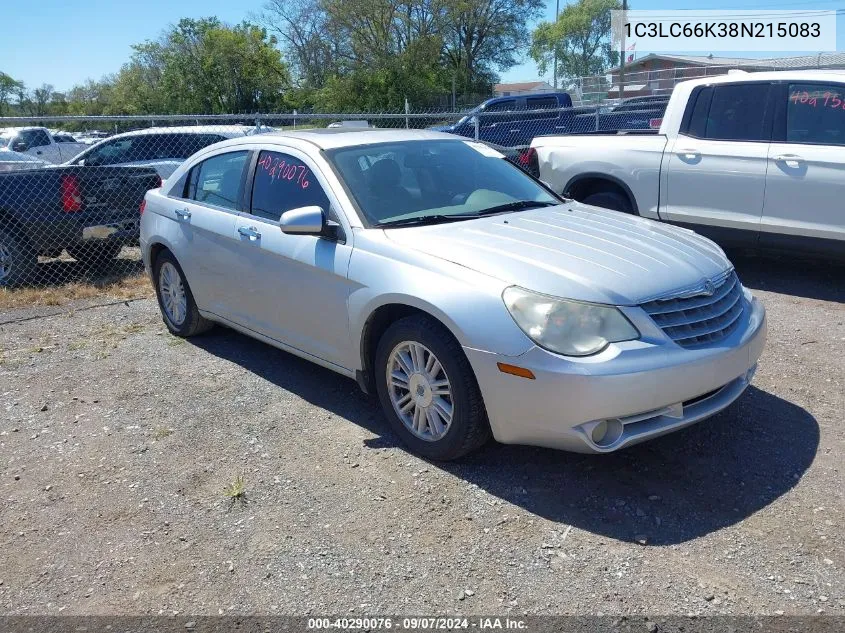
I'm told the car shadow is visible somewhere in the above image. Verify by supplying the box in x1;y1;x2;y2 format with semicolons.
729;251;845;303
191;330;819;546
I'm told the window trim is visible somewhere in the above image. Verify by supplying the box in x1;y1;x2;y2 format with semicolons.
773;80;845;147
679;81;776;143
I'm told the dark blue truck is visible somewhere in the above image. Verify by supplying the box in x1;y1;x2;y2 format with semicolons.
0;165;161;286
431;93;575;147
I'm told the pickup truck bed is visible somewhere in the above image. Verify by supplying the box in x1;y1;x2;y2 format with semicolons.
0;165;161;285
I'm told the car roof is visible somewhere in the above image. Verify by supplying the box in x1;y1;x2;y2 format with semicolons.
681;69;845;88
208;128;465;151
103;125;254;140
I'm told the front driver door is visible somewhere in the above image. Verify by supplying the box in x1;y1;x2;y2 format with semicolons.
230;148;354;370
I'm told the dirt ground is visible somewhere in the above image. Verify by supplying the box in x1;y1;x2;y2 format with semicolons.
0;254;842;616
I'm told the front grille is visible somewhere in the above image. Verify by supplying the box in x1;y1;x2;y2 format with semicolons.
641;271;745;349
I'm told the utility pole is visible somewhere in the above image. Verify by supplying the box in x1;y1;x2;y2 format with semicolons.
618;0;627;99
553;0;560;89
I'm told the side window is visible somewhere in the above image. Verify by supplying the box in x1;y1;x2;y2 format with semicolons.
21;129;52;149
250;150;330;221
82;138;135;165
525;96;559;120
190;151;249;211
786;83;845;146
703;83;771;142
684;87;713;138
484;99;516;113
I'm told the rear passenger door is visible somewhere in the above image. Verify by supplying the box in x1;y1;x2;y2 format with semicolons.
662;82;774;246
228;148;354;369
761;82;845;252
169;150;250;320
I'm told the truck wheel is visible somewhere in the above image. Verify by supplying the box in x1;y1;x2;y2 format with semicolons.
67;242;123;272
582;191;633;214
0;228;37;287
374;314;491;461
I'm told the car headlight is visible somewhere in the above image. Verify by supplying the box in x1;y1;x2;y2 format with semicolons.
503;286;639;356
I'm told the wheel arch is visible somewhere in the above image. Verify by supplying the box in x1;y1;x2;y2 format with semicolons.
564;173;639;215
356;299;467;395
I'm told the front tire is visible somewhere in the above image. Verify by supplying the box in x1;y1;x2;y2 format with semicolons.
582;190;633;214
374;314;490;460
152;250;213;337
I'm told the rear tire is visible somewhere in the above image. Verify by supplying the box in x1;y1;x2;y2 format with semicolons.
582;190;633;214
0;227;37;287
152;250;213;337
374;314;490;461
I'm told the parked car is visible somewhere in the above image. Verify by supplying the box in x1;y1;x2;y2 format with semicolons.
67;126;267;179
531;70;845;258
0;165;161;285
0;127;89;164
570;95;670;133
0;150;50;172
431;92;575;147
140;129;766;460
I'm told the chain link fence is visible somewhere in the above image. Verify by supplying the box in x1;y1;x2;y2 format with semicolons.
0;102;676;289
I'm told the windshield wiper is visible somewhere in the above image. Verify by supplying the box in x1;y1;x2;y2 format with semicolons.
375;201;557;228
469;200;557;216
375;214;473;228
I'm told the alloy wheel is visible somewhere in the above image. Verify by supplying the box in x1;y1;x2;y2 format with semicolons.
386;340;454;441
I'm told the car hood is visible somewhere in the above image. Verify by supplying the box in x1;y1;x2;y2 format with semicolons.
384;202;732;305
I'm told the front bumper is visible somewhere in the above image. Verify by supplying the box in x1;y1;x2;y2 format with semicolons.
464;294;767;453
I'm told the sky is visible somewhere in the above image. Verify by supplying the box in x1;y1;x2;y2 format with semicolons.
1;0;843;93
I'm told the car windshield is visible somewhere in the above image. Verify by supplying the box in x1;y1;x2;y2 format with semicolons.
327;139;558;227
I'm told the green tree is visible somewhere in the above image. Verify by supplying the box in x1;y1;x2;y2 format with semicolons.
105;18;290;115
530;0;620;84
0;72;24;115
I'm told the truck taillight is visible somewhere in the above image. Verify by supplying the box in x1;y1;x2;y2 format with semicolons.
649;118;663;129
60;174;82;212
518;147;540;178
139;199;146;215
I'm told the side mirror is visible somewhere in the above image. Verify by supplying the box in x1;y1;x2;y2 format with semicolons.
279;205;326;235
11;141;28;152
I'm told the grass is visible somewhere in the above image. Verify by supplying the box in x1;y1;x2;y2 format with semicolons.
223;474;247;504
0;274;153;311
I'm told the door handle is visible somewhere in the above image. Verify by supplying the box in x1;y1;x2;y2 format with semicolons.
774;154;802;167
238;225;261;241
509;129;521;133
677;148;700;158
175;208;191;220
36;150;43;155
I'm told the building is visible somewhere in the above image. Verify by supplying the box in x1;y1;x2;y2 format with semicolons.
605;53;845;98
493;81;555;97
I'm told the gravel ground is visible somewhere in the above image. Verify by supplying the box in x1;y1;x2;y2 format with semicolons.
0;254;842;617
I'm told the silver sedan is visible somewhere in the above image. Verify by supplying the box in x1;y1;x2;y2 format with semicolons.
140;129;766;460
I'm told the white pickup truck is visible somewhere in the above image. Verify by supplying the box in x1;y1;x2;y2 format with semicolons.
531;70;845;258
0;126;88;165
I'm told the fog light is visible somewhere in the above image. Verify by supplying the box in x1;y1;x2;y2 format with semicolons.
590;419;624;447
